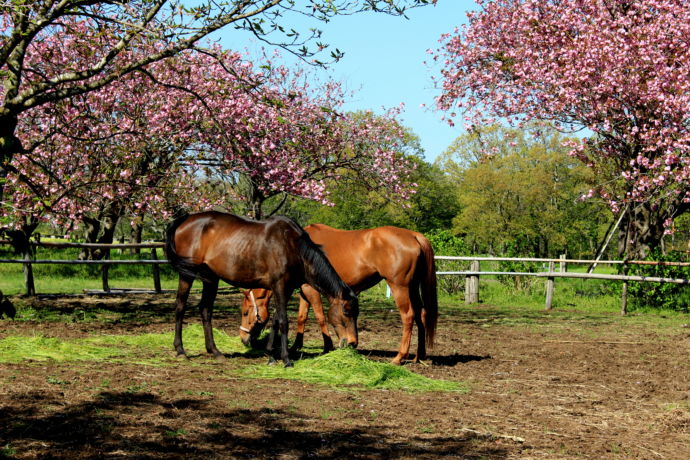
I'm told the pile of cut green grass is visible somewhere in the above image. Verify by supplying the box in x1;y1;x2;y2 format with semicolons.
240;347;468;393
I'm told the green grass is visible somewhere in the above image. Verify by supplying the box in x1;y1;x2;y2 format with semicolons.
0;324;251;364
0;324;465;393
0;334;122;363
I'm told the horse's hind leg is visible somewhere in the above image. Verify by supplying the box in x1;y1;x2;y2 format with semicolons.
410;281;427;363
277;290;293;367
173;276;194;358
199;278;223;360
389;282;415;365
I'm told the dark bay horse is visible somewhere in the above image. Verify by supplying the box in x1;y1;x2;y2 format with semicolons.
165;212;358;367
240;224;438;365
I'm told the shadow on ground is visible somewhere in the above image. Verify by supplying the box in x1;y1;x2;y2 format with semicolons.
0;390;510;459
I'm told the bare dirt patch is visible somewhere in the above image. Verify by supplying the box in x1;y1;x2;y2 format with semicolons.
1;292;689;459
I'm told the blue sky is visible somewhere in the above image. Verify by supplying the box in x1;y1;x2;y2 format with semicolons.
215;1;475;163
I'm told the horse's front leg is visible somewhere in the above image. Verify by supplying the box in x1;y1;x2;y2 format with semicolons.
173;276;194;358
199;278;223;360
273;287;293;367
291;285;334;353
289;290;310;353
300;284;334;353
265;315;280;365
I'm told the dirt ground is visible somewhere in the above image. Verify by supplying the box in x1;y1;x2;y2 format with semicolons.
1;291;689;459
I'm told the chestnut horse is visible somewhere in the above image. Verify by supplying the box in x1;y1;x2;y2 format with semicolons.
240;224;438;365
165;212;358;367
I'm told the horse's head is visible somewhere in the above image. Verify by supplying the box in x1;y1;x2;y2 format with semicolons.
327;288;359;348
239;289;271;347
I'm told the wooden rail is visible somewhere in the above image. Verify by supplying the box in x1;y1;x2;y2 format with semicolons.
1;242;688;314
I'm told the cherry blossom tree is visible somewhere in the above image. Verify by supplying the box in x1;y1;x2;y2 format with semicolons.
432;0;690;258
6;44;417;248
0;0;434;208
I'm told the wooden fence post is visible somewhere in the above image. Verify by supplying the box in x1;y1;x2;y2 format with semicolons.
465;259;480;304
559;254;566;273
621;262;629;315
545;260;555;310
151;248;162;293
101;252;110;293
22;248;35;296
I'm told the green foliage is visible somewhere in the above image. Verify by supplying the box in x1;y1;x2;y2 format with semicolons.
626;250;690;312
425;229;468;294
496;240;541;293
436;123;611;258
425;228;467;256
285;140;458;232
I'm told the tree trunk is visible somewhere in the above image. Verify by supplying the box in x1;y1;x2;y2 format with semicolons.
79;201;124;260
80;216;101;260
0;113;21;204
130;221;143;255
246;181;265;220
619;199;689;259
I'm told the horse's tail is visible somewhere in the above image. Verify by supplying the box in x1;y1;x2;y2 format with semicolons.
164;213;200;280
416;233;438;350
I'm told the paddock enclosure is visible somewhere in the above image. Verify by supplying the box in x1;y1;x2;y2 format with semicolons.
1;291;688;459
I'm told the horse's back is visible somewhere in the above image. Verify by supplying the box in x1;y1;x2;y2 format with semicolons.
172;212;303;287
173;212;253;259
305;224;430;287
364;226;431;275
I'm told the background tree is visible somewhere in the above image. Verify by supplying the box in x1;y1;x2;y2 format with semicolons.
198;88;418;219
285;127;457;232
436;124;610;258
432;0;690;258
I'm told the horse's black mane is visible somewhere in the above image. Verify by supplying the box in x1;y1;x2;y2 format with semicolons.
292;221;355;302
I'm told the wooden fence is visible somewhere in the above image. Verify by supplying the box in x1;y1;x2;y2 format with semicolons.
1;242;689;314
437;255;690;314
0;241;167;296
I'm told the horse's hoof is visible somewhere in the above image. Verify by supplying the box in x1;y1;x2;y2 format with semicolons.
284;360;293;368
267;357;277;366
176;353;189;360
213;353;226;362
